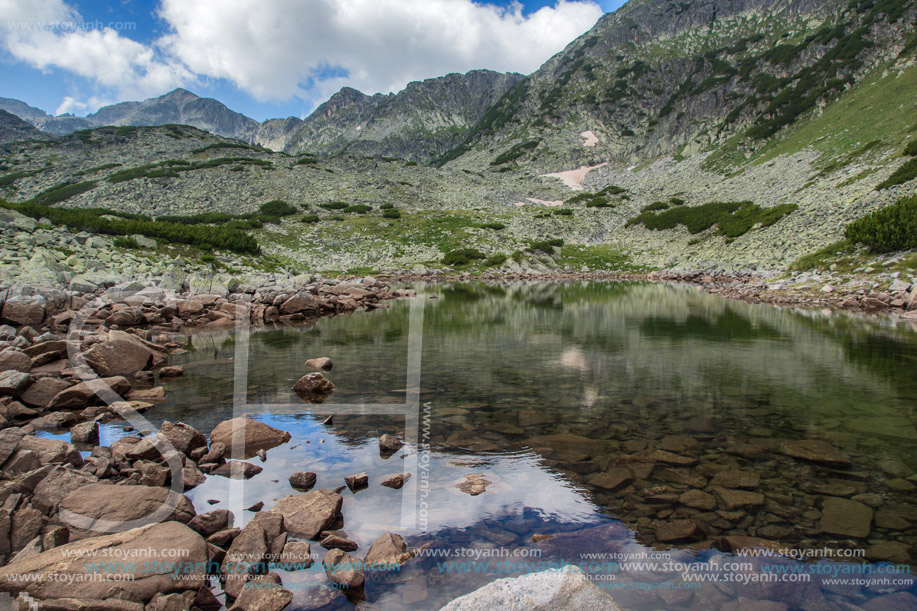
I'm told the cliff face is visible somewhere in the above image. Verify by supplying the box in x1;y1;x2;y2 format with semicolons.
256;70;525;161
0;110;52;145
438;0;916;172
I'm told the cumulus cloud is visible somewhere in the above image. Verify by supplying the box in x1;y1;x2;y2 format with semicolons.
1;0;604;114
158;0;604;105
0;0;192;110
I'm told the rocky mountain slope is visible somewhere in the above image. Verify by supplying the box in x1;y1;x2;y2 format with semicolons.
439;0;916;173
259;70;524;161
0;110;51;145
1;70;523;162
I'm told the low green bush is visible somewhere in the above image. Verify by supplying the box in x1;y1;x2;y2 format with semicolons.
642;201;671;212
31;180;97;205
382;209;401;219
344;204;372;214
319;201;348;210
485;253;508;267
112;236;140;249
259;200;298;217
380;203;395;209
301;214;320;223
627;201;797;238
844;195;917;252
906;141;917;156
528;238;564;254
554;208;574;216
442;248;486;266
479;222;505;230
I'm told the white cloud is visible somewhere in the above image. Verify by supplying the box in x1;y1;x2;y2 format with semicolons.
0;0;192;112
157;0;603;105
1;0;604;114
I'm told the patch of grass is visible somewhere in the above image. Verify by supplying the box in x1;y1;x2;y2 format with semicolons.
553;208;574;216
442;248;486;266
490;140;540;166
789;240;856;271
905;140;917;156
380;203;395;209
559;244;633;271
74;162;121;177
190;142;260;154
845;194;917;252
479;222;506;230
484;253;508;267
627;201;797;238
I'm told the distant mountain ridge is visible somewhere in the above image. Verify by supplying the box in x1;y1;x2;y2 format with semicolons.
0;70;524;162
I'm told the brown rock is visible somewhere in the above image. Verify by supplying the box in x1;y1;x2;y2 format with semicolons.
278;540;312;568
0;370;31;396
58;483;195;533
777;440;852;467
679;489;717;510
715;536;783;554
711;469;760;489
211;460;263;479
4;435;83;468
188;510;234;537
269;489;343;539
320;534;359;552
819;497;873;538
712;487;765;510
656;519;705;542
381;473;411;489
70;421;99;445
209;417;291;458
0;522;208;601
84;339;154;377
379;433;404;454
344;472;368;492
0;348;32;372
2;296;45;326
457;474;491;496
289;471;317;491
280;293;317;315
323;548;364;589
21;377;72;407
31;466;99;514
158;421;206;455
364;532;409;566
48;376;131;410
158;366;183;378
229;572;293;611
305;357;333;371
862;592;917;611
291;372;335;402
587;468;633;491
125;386;165;402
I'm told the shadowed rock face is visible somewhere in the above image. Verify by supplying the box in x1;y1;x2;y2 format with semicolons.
0;110;52;145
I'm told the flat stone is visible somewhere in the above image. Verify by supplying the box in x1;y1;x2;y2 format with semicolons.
305;357;333;371
586;468;632;491
58;483;195;533
211;460;263;479
656;519;705;542
228;572;293;611
710;469;760;489
819;497;873;538
874;510;910;530
865;541;910;563
209;417;291;458
48;376;131;410
20;377;72;407
320;534;358;552
381;473;411;489
679;489;717;510
0;522;208;601
0;370;31;396
187;510;234;537
777;440;851;467
84;340;154;377
344;472;368;492
269;489;342;539
712;487;765;510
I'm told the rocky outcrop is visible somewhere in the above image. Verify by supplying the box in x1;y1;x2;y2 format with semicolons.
57;484;196;534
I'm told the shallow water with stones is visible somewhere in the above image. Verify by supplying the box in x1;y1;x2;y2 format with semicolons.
97;281;917;609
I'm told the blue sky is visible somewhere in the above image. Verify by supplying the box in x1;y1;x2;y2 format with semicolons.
1;0;629;121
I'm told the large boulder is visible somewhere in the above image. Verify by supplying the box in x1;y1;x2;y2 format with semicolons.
228;573;293;611
323;549;364;589
31;466;99;514
21;377;72;407
438;565;621;610
291;373;335;402
0;370;31;397
48;376;131;410
269;489;342;539
0;348;32;372
0;522;208;602
84;340;153;377
209;418;291;458
2;436;83;469
364;532;410;566
279;293;317;315
1;295;46;326
58;484;196;534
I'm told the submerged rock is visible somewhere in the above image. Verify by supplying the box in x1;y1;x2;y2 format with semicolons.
438;565;620;610
777;440;851;468
819;497;873;538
